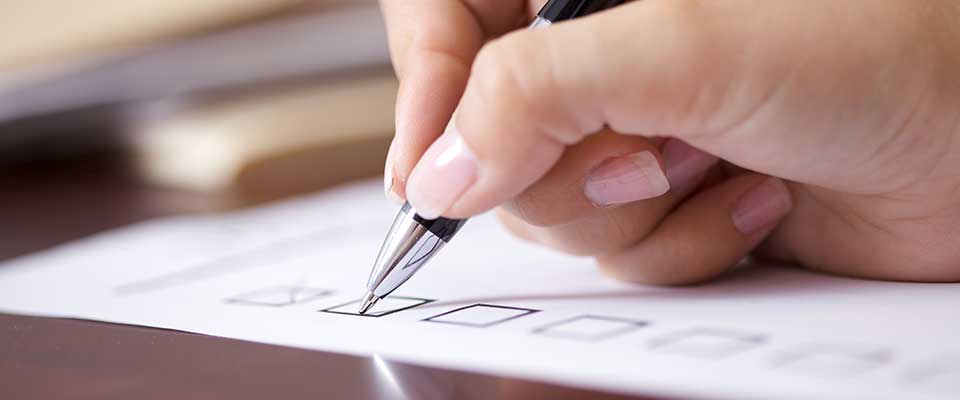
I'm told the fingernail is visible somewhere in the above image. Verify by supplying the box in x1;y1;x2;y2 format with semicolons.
662;139;717;191
584;151;670;207
406;123;478;219
384;162;394;193
383;139;404;204
384;169;404;204
732;177;793;235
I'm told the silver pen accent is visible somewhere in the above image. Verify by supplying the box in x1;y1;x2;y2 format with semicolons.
528;16;553;28
359;202;463;313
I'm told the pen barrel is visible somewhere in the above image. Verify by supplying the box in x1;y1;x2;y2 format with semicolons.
370;232;446;298
406;202;467;242
537;0;625;22
366;203;461;298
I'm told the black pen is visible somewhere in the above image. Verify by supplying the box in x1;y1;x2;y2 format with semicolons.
359;0;625;314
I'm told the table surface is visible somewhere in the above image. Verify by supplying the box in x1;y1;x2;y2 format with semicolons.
0;153;650;400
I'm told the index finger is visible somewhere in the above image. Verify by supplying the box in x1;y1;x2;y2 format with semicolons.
379;0;528;200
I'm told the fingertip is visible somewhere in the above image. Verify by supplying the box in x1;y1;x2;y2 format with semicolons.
383;138;406;204
384;173;405;205
596;246;725;286
731;177;793;237
595;174;790;287
405;125;479;219
583;150;671;207
661;139;719;192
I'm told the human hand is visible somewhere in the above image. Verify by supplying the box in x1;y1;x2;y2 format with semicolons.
379;0;960;283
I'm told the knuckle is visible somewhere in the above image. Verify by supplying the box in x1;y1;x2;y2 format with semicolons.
648;0;709;47
503;192;565;228
471;37;529;107
544;226;609;257
473;34;575;135
596;257;709;286
596;238;728;286
596;256;664;284
470;31;588;145
654;0;709;30
901;240;960;282
495;209;536;243
601;0;717;134
569;219;632;255
598;208;646;251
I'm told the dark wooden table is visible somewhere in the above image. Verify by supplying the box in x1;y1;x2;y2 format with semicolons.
0;153;648;400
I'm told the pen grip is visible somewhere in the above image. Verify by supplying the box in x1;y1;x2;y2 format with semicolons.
537;0;625;22
402;202;467;242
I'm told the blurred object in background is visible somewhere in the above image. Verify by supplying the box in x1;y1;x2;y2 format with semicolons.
1;0;396;258
0;0;388;164
133;73;396;202
0;0;313;72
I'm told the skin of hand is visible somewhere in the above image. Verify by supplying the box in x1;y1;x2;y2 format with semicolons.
379;0;960;284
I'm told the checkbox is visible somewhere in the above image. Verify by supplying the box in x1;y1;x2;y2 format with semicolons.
773;344;891;378
320;296;433;317
649;328;765;358
225;286;332;307
423;304;540;328
533;315;648;341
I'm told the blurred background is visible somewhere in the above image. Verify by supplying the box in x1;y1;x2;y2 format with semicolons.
1;0;396;260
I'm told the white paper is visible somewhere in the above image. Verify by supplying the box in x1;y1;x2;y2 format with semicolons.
1;180;958;399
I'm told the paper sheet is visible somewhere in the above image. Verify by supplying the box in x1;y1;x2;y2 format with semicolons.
1;180;958;399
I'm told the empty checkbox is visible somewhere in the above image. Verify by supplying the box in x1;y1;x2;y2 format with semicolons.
648;328;765;358
423;304;540;328
773;344;891;378
225;285;332;307
321;296;433;317
533;315;648;341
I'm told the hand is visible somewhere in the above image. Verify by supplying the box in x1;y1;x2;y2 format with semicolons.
379;0;960;283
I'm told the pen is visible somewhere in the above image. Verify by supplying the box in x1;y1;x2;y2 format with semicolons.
359;0;625;314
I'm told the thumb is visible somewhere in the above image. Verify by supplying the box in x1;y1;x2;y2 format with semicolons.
405;0;920;218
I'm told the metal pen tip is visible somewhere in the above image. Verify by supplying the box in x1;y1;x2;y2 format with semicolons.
358;292;379;315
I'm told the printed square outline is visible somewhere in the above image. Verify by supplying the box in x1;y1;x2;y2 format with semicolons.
423;304;541;328
771;343;892;378
532;315;649;342
647;327;766;359
224;285;333;307
320;296;435;318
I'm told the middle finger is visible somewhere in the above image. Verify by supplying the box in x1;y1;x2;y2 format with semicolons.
498;130;718;255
